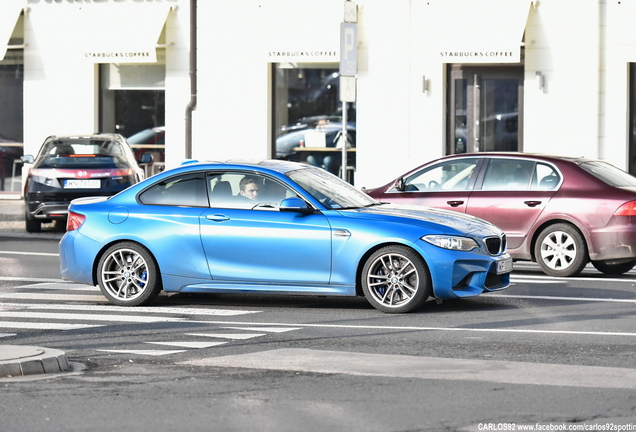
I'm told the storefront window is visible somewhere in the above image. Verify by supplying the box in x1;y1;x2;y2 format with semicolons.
0;46;23;193
272;63;356;180
99;51;165;177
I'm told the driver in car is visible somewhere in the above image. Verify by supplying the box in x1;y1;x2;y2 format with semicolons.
238;176;261;201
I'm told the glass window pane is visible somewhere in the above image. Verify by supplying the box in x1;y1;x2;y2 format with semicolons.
140;172;208;207
273;64;356;178
482;159;535;190
481;79;519;152
405;160;478;191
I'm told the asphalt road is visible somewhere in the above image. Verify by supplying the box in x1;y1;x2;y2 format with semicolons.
2;231;636;432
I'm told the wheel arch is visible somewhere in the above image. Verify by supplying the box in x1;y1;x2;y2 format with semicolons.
355;241;423;296
529;219;589;263
91;239;162;287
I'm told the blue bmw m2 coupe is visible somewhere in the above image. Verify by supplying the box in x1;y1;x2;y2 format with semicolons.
59;160;511;313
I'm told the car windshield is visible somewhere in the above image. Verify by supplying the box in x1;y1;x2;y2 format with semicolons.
287;167;378;210
579;161;636;188
36;139;129;169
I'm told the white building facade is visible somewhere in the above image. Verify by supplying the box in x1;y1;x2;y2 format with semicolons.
1;0;636;194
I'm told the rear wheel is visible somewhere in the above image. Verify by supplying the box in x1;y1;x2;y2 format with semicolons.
97;242;162;306
534;223;588;277
361;245;432;313
591;259;636;275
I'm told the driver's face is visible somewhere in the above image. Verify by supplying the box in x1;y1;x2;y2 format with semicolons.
240;182;260;200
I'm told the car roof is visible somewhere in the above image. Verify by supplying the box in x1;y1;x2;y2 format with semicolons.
178;159;310;175
441;152;596;165
43;133;126;143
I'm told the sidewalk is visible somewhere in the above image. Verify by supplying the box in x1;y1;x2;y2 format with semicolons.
0;197;71;378
0;197;65;239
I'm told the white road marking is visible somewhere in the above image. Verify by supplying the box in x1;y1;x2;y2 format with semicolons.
487;294;636;303
0;322;103;330
179;320;636;337
98;349;187;356
0;251;58;257
0;293;106;302
183;348;636;389
187;333;266;340
0;311;185;323
146;341;227;349
510;279;564;284
9;283;98;291
0;276;65;283
222;326;301;333
0;333;16;338
0;302;261;316
511;274;636;284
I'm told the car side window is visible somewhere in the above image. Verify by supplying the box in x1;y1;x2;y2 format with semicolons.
207;172;296;210
531;163;561;190
481;159;536;190
403;160;478;191
139;172;209;207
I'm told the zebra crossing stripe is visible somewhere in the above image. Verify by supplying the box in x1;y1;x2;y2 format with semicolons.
186;333;266;340
0;322;104;330
0;293;106;302
222;326;301;333
1;302;261;316
0;311;185;323
146;341;227;349
98;349;187;356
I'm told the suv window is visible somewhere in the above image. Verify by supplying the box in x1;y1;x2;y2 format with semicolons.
139;172;208;207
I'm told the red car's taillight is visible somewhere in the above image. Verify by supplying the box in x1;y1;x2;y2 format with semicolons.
614;201;636;216
66;211;86;231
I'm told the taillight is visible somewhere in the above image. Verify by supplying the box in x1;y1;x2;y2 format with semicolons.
66;211;86;231
614;201;636;216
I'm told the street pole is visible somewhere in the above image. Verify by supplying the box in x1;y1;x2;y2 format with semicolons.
341;101;347;181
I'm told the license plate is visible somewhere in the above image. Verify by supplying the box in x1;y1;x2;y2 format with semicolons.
496;258;513;275
64;179;101;189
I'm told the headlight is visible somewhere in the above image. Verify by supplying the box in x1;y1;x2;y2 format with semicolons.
422;235;478;251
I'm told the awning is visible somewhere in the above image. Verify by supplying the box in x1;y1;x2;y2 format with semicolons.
78;3;173;64
422;0;533;64
0;0;24;61
29;2;172;64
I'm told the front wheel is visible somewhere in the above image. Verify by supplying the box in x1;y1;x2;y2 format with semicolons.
534;223;588;277
361;245;432;313
97;242;162;306
591;259;636;275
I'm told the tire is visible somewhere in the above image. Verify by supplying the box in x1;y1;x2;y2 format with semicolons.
534;223;588;277
591;259;636;275
97;242;162;306
361;245;432;313
25;211;41;233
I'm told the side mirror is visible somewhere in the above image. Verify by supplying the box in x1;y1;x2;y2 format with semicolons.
395;177;405;192
139;153;153;164
21;155;34;164
279;197;314;214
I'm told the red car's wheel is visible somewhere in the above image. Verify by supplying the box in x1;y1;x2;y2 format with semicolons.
534;223;588;277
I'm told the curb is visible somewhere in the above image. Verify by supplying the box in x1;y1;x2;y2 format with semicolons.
0;345;71;378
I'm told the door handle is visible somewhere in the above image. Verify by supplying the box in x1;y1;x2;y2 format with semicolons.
206;214;230;222
447;200;464;207
524;201;542;207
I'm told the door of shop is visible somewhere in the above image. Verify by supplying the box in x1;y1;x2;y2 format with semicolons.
448;65;524;155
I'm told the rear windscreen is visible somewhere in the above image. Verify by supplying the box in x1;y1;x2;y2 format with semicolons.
579;161;636;188
36;140;130;169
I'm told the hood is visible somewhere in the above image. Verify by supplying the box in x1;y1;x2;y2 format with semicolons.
338;203;504;237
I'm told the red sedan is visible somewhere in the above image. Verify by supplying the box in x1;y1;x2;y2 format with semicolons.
364;153;636;277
